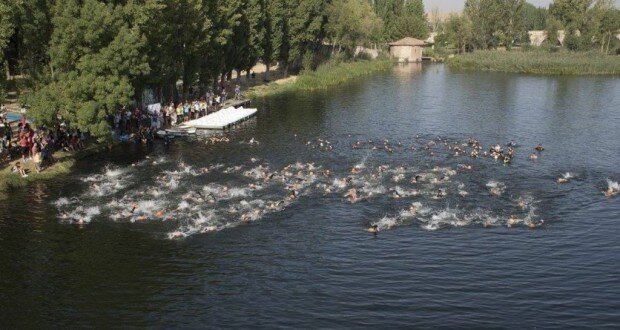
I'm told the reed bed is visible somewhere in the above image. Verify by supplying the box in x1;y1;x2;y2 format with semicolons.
446;50;620;75
250;58;393;97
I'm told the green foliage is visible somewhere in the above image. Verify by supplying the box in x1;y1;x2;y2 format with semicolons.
25;0;150;140
465;0;527;50
325;0;383;55
446;49;620;75
589;0;620;54
549;0;593;33
545;16;563;46
251;58;392;97
521;3;548;30
9;0;616;144
0;1;16;64
382;0;429;41
441;14;474;54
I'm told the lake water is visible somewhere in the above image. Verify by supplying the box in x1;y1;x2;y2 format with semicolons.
1;64;619;328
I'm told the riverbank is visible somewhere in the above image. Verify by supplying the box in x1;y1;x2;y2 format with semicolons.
446;50;620;75
249;59;393;98
0;144;107;192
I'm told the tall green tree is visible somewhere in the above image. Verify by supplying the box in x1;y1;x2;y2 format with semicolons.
325;0;383;55
287;0;329;71
381;0;429;41
549;0;593;34
589;0;620;53
498;0;526;49
26;0;150;140
443;14;474;53
465;0;503;49
521;3;548;31
0;0;19;104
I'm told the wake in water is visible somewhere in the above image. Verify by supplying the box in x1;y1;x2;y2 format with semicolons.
51;135;614;238
604;179;619;197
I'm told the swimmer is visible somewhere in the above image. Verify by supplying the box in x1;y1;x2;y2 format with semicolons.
507;216;520;228
390;189;402;199
529;153;538;160
603;187;617;197
367;224;379;234
557;177;568;184
288;190;297;200
344;188;359;203
535;144;544;151
518;200;526;209
489;187;502;196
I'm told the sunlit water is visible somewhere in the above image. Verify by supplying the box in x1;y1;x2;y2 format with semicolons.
1;64;619;327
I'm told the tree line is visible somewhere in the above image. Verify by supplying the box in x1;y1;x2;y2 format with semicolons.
0;0;428;139
1;0;617;139
437;0;619;54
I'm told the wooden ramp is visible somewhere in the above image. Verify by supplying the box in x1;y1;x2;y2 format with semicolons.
181;106;257;130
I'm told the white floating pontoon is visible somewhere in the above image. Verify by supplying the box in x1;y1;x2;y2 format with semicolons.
182;106;257;130
156;127;197;138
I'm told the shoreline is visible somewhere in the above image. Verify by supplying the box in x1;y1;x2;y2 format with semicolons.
446;49;620;75
0;143;109;192
248;59;393;98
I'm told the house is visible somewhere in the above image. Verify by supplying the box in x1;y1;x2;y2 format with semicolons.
528;30;568;46
389;37;426;63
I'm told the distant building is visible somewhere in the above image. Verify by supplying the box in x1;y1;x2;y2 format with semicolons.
354;46;379;59
528;30;567;46
389;37;426;63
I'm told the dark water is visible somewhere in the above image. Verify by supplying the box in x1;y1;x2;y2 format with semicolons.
1;64;619;328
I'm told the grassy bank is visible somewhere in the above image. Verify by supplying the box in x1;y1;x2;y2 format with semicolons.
0;143;107;192
446;50;620;75
250;58;393;97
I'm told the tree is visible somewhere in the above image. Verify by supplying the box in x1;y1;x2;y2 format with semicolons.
498;0;526;49
465;0;503;49
429;6;443;33
325;0;383;55
0;0;18;104
384;0;429;40
26;0;150;140
443;14;474;53
589;0;620;53
287;0;329;71
545;16;563;46
521;3;548;31
549;0;593;34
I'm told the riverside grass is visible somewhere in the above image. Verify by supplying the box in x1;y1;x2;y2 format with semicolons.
446;50;620;75
0;143;106;192
250;58;393;97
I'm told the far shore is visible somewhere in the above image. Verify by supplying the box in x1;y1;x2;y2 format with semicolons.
446;49;620;75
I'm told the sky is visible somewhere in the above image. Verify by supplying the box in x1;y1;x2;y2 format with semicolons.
423;0;620;12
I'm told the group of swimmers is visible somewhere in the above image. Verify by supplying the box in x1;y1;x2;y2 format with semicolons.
53;132;618;238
